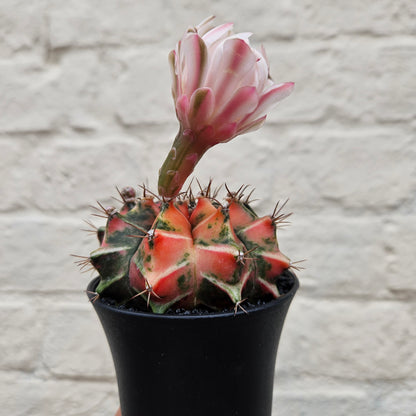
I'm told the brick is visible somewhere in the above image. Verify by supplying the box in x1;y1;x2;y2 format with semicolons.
0;372;118;416
0;135;151;212
0;302;44;371
372;45;416;122
0;139;29;211
258;126;414;212
193;125;416;214
210;0;416;40
265;41;416;124
296;0;416;38
47;1;297;50
378;382;416;416
202;1;298;41
255;42;349;123
274;380;416;416
48;0;171;49
280;215;392;299
278;298;416;380
42;304;115;378
0;0;47;58
275;386;373;416
54;50;114;131
0;216;95;292
384;217;416;298
56;49;141;131
0;49;134;133
115;48;173;125
0;61;61;133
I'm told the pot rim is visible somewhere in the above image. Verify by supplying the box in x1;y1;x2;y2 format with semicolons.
87;271;299;321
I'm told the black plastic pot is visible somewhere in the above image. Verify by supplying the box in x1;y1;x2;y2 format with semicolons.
87;272;298;416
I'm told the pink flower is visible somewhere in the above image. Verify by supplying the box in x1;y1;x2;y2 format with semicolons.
170;16;294;145
158;17;294;198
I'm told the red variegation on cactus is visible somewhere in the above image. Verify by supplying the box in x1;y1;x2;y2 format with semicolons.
83;184;294;314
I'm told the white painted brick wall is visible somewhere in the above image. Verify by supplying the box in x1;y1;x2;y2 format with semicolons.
1;1;415;415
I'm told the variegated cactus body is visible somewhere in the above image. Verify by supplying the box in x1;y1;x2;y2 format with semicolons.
88;186;292;313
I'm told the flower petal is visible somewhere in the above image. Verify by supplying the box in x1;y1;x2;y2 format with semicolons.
205;38;257;109
168;49;178;100
214;122;238;144
253;49;269;92
237;115;267;135
243;82;294;124
178;33;207;97
175;94;190;127
197;125;215;143
202;23;234;48
230;47;268;92
189;87;215;131
228;32;252;44
212;86;258;127
196;15;216;36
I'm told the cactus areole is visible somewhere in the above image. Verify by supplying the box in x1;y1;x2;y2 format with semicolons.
82;17;299;416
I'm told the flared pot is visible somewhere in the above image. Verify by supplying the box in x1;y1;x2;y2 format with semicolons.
87;272;299;416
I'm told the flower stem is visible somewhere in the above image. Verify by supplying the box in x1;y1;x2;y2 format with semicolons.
158;128;209;198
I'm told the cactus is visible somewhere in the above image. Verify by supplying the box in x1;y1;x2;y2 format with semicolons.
83;184;294;314
79;17;298;314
